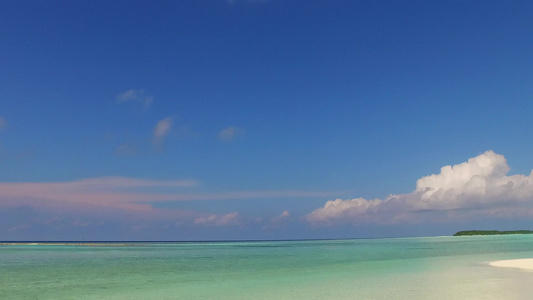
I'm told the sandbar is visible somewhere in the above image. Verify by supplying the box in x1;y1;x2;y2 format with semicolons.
489;259;533;272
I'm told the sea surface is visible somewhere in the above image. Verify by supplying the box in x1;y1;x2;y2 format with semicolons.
1;235;533;299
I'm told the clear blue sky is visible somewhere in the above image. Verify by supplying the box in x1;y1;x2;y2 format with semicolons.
1;0;533;241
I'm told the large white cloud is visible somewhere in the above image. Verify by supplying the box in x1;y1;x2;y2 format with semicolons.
306;151;533;225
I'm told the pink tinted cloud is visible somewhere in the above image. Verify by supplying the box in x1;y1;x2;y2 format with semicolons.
0;177;199;219
0;176;342;222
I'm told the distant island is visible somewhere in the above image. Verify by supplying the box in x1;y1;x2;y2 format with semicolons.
453;230;533;236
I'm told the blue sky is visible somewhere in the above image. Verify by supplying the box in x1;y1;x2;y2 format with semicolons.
1;0;533;241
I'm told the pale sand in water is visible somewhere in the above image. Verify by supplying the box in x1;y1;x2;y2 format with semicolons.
489;259;533;272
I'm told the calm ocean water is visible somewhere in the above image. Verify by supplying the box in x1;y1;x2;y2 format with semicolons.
1;235;533;299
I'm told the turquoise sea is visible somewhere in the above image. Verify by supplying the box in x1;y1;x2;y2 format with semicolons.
2;235;533;299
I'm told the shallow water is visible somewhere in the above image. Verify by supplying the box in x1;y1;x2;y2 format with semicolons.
1;235;533;299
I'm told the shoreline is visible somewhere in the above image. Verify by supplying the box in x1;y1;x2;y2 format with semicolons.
0;242;138;247
489;259;533;272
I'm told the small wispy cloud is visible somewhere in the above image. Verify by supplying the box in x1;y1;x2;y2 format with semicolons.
0;117;6;153
277;210;290;219
115;143;138;156
16;150;35;161
153;117;173;145
218;126;244;141
194;212;240;227
116;89;153;109
77;176;200;189
0;117;6;130
227;0;269;5
267;210;290;228
0;176;199;195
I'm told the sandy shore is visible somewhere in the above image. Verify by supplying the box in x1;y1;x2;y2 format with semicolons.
489;259;533;272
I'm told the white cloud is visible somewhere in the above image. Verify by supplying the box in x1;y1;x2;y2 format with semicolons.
0;117;6;130
194;212;240;226
153;117;172;144
116;89;153;109
306;198;382;224
306;151;533;225
279;210;290;218
272;210;290;222
267;210;291;228
218;126;244;141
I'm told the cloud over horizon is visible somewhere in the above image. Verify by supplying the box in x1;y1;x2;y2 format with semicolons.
8;150;532;236
306;151;533;225
0;176;339;229
194;212;240;226
268;210;290;228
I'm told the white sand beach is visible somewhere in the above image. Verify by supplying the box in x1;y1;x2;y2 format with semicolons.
489;259;533;272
